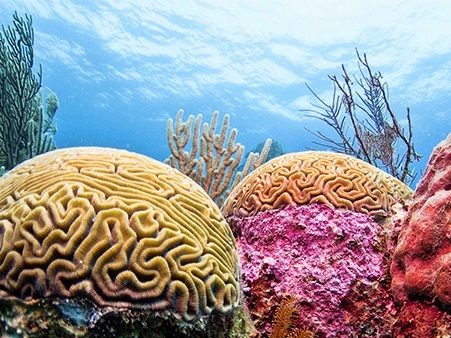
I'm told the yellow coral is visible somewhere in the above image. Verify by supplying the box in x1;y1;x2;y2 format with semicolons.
0;147;239;320
269;295;316;338
270;295;298;338
222;151;413;218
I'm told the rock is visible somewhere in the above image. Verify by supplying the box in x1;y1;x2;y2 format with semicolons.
0;296;252;338
391;300;451;338
391;133;451;306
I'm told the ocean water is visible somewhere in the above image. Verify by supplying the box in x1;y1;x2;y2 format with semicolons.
1;2;451;188
2;4;451;337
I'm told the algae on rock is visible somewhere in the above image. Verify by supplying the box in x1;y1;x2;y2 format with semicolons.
0;296;255;338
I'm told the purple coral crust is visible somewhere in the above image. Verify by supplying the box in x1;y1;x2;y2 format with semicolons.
231;203;389;337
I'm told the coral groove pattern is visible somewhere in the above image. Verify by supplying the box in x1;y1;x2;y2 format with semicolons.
0;147;239;320
222;151;413;218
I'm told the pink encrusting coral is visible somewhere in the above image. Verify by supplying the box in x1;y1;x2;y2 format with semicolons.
229;203;395;337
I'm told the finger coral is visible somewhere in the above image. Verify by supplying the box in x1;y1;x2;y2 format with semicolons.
0;147;240;321
165;110;271;207
222;151;413;218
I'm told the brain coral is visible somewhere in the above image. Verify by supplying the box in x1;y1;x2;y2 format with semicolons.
222;151;413;218
0;147;239;320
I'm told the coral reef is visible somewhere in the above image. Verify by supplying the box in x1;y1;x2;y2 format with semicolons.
0;12;58;173
222;151;413;219
165;110;271;206
0;147;248;337
228;203;395;337
391;133;451;306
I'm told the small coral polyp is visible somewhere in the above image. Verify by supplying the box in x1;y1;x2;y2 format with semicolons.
0;147;240;320
222;151;413;218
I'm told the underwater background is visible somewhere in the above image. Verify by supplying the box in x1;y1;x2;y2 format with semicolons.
1;0;451;186
2;2;451;337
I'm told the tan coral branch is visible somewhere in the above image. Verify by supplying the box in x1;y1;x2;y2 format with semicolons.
165;110;272;207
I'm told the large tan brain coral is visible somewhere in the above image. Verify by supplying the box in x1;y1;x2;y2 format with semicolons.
0;147;239;320
222;151;413;218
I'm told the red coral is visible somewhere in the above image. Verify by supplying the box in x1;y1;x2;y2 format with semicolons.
392;301;451;337
391;134;451;306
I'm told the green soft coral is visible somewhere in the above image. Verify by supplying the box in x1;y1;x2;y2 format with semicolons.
0;11;58;173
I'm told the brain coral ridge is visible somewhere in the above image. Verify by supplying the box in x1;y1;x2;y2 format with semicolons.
0;147;239;320
222;151;413;218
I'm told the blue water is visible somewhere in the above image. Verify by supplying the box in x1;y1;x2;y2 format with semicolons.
1;2;450;189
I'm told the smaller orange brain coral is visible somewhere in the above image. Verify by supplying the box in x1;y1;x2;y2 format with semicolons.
0;147;239;320
222;151;413;218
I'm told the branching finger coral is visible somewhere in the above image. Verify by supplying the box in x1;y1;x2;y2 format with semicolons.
165;110;271;207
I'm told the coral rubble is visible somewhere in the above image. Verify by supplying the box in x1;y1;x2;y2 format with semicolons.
0;296;252;338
